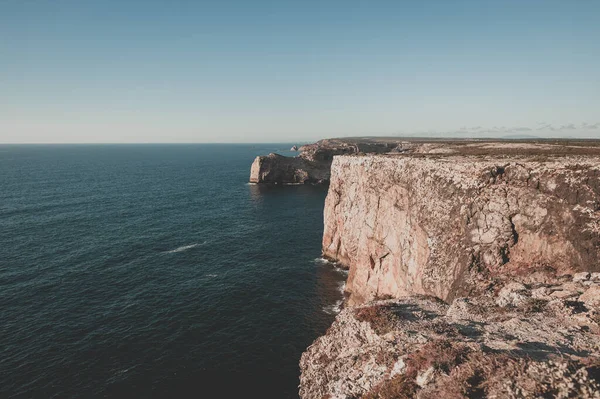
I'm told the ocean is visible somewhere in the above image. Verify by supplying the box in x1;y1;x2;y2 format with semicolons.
0;144;346;398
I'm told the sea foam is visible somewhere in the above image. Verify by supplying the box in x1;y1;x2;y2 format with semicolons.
322;299;344;315
163;242;206;254
314;257;349;275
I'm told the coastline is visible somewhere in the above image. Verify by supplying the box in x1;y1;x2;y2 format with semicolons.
251;137;600;398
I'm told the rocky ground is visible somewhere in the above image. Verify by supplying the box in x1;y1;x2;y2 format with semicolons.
300;274;600;398
293;139;600;398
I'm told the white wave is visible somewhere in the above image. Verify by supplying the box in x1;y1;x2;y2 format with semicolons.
205;274;218;278
163;241;206;254
314;257;341;266
314;257;350;276
322;299;344;315
313;257;331;265
337;281;346;294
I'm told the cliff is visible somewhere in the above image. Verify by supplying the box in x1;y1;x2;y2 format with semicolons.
299;140;600;398
322;145;600;305
249;139;395;184
249;153;331;184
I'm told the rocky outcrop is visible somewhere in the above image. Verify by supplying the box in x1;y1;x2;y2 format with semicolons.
249;153;331;184
300;140;600;398
249;139;395;184
322;150;600;305
300;277;600;398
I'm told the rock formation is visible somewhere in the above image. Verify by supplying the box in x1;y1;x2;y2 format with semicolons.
298;140;600;398
322;145;600;305
249;153;331;184
249;139;395;184
300;276;600;398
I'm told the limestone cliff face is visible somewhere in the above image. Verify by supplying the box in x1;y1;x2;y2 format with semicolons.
323;154;600;305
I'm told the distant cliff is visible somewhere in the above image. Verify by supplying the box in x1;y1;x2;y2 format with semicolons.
249;153;332;184
249;139;396;184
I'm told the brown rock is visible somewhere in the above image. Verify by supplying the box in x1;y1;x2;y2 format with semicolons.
300;284;600;399
322;151;600;304
574;272;592;282
580;286;600;308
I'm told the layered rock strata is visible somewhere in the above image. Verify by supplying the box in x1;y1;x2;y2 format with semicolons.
322;151;600;305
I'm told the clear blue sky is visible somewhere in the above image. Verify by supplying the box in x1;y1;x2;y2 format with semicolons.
1;0;599;143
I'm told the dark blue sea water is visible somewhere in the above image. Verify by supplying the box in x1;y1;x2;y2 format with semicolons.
0;144;346;399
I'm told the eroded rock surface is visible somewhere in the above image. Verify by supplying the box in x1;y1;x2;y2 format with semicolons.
323;151;600;305
300;278;600;399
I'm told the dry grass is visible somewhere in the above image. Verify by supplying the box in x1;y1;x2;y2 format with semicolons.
375;347;396;368
405;340;471;376
362;340;472;399
521;298;548;314
430;320;460;337
365;346;600;399
373;294;394;300
355;305;398;335
362;374;418;399
421;352;527;399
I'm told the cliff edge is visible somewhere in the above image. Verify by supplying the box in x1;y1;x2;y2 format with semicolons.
300;277;600;398
323;144;600;305
300;140;600;398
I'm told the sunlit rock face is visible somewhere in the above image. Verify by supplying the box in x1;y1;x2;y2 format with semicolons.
299;277;600;399
323;150;600;305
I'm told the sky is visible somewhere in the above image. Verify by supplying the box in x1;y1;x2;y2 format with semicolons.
1;0;599;143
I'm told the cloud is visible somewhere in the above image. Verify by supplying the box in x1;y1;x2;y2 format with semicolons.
405;122;600;138
532;123;600;132
560;123;577;130
581;122;600;130
536;123;553;131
